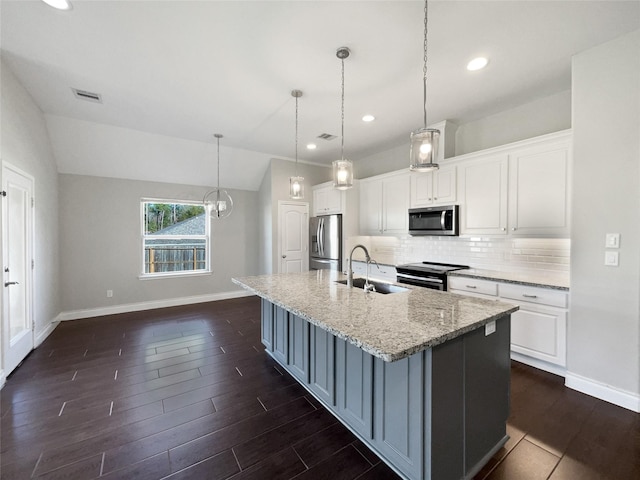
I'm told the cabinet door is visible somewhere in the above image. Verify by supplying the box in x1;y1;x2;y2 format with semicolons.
324;188;343;214
382;173;409;234
508;142;570;236
335;338;374;438
309;325;335;405
460;155;508;235
433;165;457;204
273;306;289;364
410;172;434;208
510;304;567;366
312;188;327;216
373;355;423;480
359;179;383;235
288;314;310;382
260;299;274;351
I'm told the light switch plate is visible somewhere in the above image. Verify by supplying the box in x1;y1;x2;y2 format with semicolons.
605;233;620;248
485;320;496;336
604;251;619;266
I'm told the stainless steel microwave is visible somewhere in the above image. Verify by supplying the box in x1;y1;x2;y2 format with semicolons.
408;205;459;236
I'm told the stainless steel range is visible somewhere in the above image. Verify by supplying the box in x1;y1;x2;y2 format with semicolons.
396;261;470;291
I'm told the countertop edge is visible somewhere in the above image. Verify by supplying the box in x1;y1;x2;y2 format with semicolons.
448;270;569;291
232;276;519;362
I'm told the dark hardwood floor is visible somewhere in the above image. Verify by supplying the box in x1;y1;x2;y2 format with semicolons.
1;296;638;480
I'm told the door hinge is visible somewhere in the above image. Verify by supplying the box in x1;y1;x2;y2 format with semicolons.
32;259;35;269
0;191;6;197
31;197;35;208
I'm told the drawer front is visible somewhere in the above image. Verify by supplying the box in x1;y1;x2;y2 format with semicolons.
499;283;567;308
448;277;498;296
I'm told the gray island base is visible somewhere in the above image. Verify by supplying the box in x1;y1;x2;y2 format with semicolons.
233;271;518;480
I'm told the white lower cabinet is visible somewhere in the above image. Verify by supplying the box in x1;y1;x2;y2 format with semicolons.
500;283;567;367
448;277;568;371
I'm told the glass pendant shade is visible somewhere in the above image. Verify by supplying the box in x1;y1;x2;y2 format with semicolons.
203;133;233;219
204;188;233;219
409;127;440;172
332;159;353;190
289;176;304;199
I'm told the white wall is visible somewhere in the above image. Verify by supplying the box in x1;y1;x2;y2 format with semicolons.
1;60;61;350
58;174;259;316
353;90;572;178
568;30;640;409
258;162;273;275
259;158;331;274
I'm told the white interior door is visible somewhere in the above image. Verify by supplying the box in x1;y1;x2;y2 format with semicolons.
2;163;34;376
278;202;309;274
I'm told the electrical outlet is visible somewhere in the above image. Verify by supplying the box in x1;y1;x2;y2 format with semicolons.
604;251;619;267
485;320;496;336
605;233;620;248
107;289;113;298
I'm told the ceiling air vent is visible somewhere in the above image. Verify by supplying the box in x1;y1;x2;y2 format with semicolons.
317;133;337;141
71;88;103;104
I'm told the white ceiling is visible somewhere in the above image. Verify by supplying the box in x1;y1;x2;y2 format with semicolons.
2;0;639;190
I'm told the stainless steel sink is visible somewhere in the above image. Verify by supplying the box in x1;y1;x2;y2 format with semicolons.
335;278;409;294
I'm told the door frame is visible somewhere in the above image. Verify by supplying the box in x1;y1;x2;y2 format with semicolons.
277;201;309;274
1;161;35;379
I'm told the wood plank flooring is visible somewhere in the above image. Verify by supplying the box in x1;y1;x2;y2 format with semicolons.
1;296;638;480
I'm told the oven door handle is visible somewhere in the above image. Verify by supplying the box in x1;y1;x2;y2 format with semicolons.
441;210;447;230
396;273;444;285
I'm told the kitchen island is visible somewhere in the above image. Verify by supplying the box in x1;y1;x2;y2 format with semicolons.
233;270;519;480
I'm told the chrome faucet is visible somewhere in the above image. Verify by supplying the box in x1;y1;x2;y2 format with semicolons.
348;244;377;293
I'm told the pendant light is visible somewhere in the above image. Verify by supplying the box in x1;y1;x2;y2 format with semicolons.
409;0;440;172
203;134;233;219
289;90;304;199
333;47;354;190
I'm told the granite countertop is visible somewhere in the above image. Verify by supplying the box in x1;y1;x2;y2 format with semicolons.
448;269;570;291
232;270;518;362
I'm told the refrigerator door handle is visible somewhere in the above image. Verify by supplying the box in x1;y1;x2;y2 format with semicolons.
319;218;324;256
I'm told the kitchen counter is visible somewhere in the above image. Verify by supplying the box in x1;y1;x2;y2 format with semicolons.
448;268;570;290
232;269;518;362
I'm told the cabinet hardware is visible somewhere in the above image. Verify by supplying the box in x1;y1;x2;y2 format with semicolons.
522;294;538;298
512;227;517;231
501;227;506;231
4;281;19;287
466;285;477;289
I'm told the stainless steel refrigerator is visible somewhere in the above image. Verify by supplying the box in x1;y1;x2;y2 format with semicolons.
309;214;342;271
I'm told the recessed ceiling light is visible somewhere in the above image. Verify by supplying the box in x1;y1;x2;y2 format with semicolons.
306;143;317;150
362;115;375;122
42;0;73;10
467;57;489;71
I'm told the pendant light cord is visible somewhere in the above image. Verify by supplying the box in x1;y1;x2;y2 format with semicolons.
295;94;299;176
341;56;345;161
423;0;429;129
216;135;220;190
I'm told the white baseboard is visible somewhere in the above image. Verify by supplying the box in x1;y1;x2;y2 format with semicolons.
565;371;640;413
510;352;567;377
35;318;60;347
57;289;254;322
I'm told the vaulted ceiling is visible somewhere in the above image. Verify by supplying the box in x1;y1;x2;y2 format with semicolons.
2;1;639;190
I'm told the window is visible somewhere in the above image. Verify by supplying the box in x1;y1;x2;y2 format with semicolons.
141;200;210;276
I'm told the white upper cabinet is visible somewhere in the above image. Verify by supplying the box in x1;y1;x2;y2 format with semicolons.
459;153;509;235
459;130;571;237
410;165;457;208
360;171;409;235
507;138;571;237
312;182;343;215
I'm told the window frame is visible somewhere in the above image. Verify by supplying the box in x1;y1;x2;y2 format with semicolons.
139;197;211;279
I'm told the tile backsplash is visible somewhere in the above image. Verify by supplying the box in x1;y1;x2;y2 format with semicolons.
346;235;570;273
